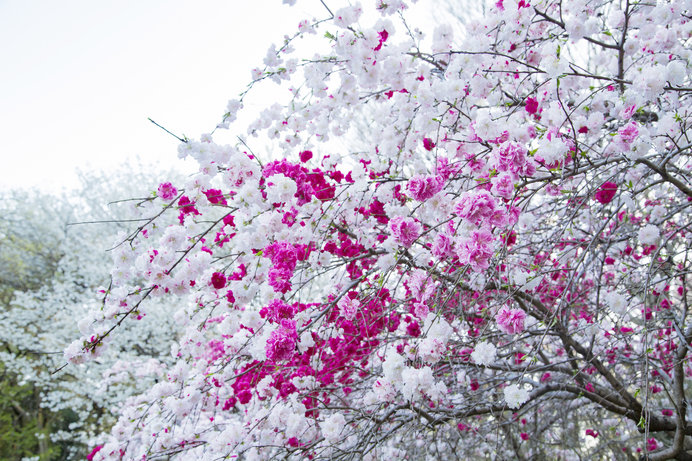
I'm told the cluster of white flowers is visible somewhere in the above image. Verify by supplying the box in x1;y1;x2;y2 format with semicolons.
471;341;497;366
604;291;628;315
504;384;530;409
638;224;661;245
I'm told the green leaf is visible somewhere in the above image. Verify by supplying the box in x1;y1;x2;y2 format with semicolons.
638;415;646;429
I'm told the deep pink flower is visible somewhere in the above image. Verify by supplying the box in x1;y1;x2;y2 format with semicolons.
594;181;618;204
423;138;436;151
265;299;294;322
525;97;539;114
87;446;103;461
299;150;313;163
406;320;421;337
264;241;298;271
496;306;526;334
203;188;227;205
178;196;200;216
157;182;178;201
374;29;389;51
266;320;297;362
177;196;201;224
211;272;227;289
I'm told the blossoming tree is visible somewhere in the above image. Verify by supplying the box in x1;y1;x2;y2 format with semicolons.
0;169;184;458
71;0;690;459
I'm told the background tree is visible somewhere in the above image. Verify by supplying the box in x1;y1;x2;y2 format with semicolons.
0;166;184;460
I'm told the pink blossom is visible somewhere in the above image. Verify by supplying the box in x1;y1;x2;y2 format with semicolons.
454;190;497;226
389;216;421;247
492;143;531;177
337;292;360;321
594;181;618;204
268;267;293;293
408;269;434;301
263;299;294;322
432;233;453;259
407;174;445;201
299;150;313;162
423;137;436;151
621;104;636;120
157;182;178;201
617;122;639;146
203;188;227;205
491;172;515;199
264;241;298;271
413;301;429;319
525;97;539;114
496;306;526;334
266;320;297;362
210;272;227;289
456;229;495;272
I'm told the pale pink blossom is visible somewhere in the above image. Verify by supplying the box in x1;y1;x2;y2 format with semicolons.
496;306;526;335
389;216;421;247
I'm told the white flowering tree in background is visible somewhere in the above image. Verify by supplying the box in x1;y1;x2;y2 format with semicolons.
0;168;184;459
65;0;691;459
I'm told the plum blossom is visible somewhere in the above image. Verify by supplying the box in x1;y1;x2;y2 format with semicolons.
594;181;618;204
407;174;444;201
604;291;627;315
157;182;178;201
616;122;639;148
407;269;435;302
491;172;515;199
321;413;346;443
496;306;526;334
389;216;421;247
265;174;298;204
471;341;497;366
337;294;360;321
266;320;297;362
454;190;498;226
431;233;454;259
638;224;660;245
456;229;495;272
504;384;530;409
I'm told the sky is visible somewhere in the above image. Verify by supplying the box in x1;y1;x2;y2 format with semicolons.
0;1;320;192
0;1;438;193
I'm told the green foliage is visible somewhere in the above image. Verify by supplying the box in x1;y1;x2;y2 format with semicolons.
0;365;82;461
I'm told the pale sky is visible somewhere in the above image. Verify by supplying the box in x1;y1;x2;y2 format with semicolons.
0;1;437;193
0;1;319;192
